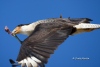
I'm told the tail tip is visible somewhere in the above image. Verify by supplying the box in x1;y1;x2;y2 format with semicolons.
85;18;93;21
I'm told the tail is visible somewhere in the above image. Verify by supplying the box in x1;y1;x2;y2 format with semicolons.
72;23;100;34
74;23;100;29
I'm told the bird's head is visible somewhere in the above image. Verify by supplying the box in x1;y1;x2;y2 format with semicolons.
12;24;32;36
12;26;21;36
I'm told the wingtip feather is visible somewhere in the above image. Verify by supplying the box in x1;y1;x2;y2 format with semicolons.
9;59;15;64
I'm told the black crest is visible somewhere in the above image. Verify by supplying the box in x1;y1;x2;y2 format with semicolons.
17;24;30;27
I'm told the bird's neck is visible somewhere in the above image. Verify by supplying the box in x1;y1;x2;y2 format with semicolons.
20;24;36;36
20;21;42;36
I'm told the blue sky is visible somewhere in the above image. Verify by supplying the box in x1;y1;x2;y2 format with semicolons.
0;0;100;67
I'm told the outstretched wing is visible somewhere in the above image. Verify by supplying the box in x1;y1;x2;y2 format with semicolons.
15;18;92;67
16;20;74;67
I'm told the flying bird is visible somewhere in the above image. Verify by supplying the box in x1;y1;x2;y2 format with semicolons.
8;17;100;67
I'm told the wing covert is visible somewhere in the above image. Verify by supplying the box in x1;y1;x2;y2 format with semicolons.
16;22;73;65
9;18;93;67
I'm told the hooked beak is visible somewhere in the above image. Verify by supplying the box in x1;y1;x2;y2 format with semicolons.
12;27;21;36
12;27;22;44
12;30;16;36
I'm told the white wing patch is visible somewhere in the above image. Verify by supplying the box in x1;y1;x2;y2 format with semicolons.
27;57;38;67
21;61;26;67
15;56;41;67
31;56;41;63
24;59;32;67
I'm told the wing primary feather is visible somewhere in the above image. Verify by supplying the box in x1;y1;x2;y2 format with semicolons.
38;62;45;67
23;59;30;67
27;57;38;67
34;47;54;54
30;52;48;63
16;19;74;67
9;59;20;67
35;45;57;50
32;49;50;58
25;48;48;63
30;56;41;63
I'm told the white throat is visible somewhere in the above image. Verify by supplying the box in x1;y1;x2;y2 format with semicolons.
20;24;35;36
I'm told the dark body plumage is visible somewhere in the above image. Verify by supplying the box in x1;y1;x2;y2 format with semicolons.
9;17;97;67
14;18;92;67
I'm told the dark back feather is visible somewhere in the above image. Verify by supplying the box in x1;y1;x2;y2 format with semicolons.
16;19;74;63
16;17;92;66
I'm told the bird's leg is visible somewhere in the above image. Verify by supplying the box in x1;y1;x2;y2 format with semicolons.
14;35;22;44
